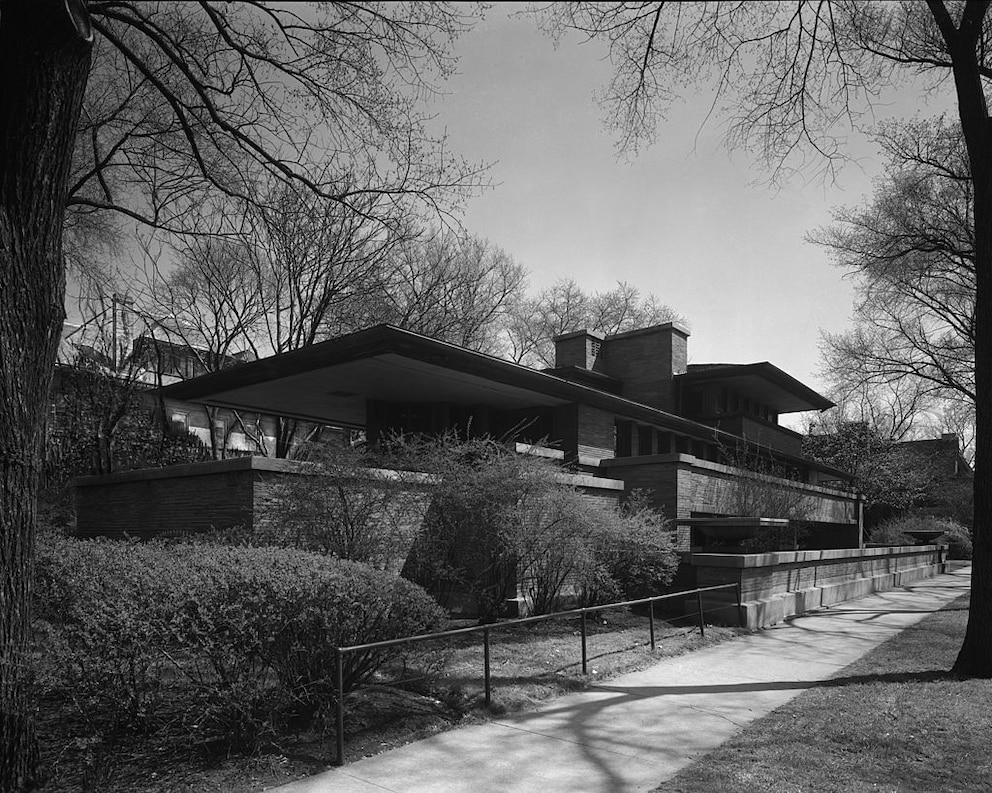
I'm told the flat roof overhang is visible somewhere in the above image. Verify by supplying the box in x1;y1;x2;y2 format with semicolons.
678;363;834;413
158;325;851;481
159;326;583;427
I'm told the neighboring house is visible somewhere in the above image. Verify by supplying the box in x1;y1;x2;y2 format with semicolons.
887;433;974;526
159;322;861;549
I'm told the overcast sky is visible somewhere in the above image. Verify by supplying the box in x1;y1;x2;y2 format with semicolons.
426;8;953;425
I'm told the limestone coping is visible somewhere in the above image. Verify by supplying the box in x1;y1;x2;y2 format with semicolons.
689;545;939;568
74;455;626;493
603;453;856;499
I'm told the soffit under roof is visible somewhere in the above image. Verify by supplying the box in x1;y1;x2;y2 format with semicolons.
159;327;576;427
679;363;833;413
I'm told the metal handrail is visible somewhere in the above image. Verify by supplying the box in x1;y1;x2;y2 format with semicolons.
332;581;742;765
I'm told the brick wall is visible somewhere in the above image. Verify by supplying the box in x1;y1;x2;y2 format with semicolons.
600;453;860;550
554;329;606;371
575;404;616;460
600;323;689;411
76;456;624;542
75;458;260;538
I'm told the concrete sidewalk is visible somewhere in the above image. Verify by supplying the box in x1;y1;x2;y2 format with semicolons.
270;566;972;793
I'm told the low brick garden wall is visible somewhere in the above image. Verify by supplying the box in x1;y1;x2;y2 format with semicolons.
74;456;625;579
689;545;945;628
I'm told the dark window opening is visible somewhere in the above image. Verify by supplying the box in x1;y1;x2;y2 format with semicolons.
637;425;653;456
615;420;633;457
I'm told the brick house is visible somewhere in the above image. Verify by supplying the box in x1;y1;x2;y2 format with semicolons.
887;433;974;526
157;322;860;549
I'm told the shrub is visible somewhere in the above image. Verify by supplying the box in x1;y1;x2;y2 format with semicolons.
34;537;445;746
397;435;572;620
393;434;682;617
34;536;179;731
869;515;972;559
942;520;973;559
576;492;678;607
258;444;431;572
592;493;679;602
867;519;915;546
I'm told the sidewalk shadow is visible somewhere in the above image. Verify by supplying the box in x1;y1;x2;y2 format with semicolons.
586;668;955;698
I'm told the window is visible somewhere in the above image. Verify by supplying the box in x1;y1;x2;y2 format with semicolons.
684;387;704;415
170;411;188;431
656;431;673;454
614;420;633;457
637;425;653;456
213;417;228;441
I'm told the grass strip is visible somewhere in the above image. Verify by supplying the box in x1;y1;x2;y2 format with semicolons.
657;593;992;793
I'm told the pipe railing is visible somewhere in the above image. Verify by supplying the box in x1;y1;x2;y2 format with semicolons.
332;582;742;765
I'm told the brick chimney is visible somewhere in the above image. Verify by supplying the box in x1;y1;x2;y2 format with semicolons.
554;329;606;372
599;322;690;411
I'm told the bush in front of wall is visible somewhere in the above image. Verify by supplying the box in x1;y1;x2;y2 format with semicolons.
34;536;446;747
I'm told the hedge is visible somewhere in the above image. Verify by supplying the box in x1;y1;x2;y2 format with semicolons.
34;536;445;745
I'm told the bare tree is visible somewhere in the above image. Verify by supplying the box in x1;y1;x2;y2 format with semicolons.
0;2;487;785
359;228;528;355
814;119;976;406
506;278;686;367
145;233;270;458
542;0;992;677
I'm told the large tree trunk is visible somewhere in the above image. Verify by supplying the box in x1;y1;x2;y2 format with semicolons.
944;2;992;677
0;2;92;788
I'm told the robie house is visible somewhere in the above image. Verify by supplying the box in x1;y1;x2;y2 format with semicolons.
75;321;861;551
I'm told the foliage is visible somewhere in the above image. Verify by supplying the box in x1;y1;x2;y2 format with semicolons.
582;492;679;606
394;435;677;617
34;537;445;747
42;361;210;528
802;420;933;525
866;520;915;547
47;361;209;477
869;516;973;560
397;436;564;619
258;444;432;572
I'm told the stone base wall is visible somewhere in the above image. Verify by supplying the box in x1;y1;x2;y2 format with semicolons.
600;453;860;550
687;545;944;629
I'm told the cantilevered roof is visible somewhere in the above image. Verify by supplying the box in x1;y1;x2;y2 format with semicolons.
158;325;768;447
678;363;834;413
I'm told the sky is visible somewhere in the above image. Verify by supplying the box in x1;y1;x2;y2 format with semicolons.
424;8;954;427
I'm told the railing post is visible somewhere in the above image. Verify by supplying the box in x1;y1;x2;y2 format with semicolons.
334;646;345;766
735;583;743;628
484;626;491;708
696;590;705;638
648;599;656;651
581;610;588;674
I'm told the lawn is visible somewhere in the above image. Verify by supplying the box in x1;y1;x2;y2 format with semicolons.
657;592;991;793
35;606;741;792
